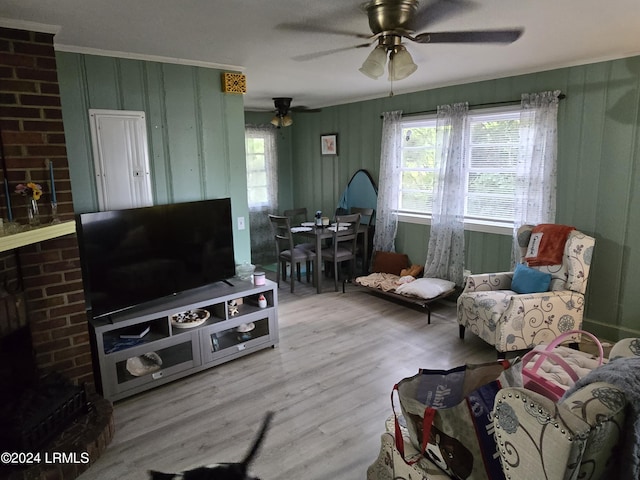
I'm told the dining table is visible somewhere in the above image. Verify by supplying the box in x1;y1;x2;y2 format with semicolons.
291;222;371;294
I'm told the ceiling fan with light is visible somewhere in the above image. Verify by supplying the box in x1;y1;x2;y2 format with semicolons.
280;0;523;83
270;97;321;128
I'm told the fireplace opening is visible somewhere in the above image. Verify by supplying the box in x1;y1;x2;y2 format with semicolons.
0;325;90;476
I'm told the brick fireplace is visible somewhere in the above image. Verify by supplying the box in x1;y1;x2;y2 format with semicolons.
0;26;92;387
1;26;113;479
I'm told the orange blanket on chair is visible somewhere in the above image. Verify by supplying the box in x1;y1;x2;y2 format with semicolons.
525;224;575;266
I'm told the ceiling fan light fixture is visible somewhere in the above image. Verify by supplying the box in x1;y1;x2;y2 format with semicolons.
389;45;417;81
281;114;293;127
270;114;293;128
271;97;294;127
359;45;387;79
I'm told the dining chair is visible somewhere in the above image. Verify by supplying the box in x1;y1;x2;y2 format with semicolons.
268;214;315;293
350;207;374;226
283;207;316;283
320;213;361;292
283;207;315;250
350;207;374;273
283;207;309;225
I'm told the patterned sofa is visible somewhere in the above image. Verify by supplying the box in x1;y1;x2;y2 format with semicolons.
457;225;596;354
367;338;640;480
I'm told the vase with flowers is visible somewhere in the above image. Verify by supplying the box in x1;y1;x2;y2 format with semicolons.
15;181;43;226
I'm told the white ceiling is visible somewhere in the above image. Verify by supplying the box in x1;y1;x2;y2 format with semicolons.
1;0;639;112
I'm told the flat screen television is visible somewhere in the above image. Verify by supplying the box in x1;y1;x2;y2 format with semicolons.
77;198;236;320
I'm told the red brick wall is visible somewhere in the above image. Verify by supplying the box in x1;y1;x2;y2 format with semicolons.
0;27;93;387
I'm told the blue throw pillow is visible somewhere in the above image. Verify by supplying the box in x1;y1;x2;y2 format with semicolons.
511;263;552;294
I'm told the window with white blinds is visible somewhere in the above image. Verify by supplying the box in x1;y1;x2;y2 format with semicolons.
399;107;520;226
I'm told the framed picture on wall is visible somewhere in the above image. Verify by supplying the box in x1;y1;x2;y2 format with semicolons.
320;133;338;155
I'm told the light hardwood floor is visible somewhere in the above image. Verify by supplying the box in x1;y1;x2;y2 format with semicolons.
79;272;497;480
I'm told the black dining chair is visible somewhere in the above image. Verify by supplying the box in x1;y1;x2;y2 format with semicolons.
320;213;361;292
268;214;315;293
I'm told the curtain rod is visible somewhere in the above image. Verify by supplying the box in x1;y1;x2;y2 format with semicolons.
382;93;566;118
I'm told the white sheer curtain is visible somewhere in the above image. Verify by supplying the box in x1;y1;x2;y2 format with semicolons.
512;90;561;264
245;125;278;266
373;110;403;253
423;103;469;285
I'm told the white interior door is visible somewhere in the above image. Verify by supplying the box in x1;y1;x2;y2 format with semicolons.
89;109;153;211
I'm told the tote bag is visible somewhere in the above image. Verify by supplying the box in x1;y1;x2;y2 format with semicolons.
393;360;521;480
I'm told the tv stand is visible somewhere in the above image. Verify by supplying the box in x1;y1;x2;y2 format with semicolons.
222;279;234;287
88;279;278;401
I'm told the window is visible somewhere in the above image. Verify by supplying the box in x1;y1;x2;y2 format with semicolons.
245;126;278;265
466;110;519;223
400;118;437;214
245;129;276;208
399;107;520;227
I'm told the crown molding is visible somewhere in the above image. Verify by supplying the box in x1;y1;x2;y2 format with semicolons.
0;18;60;34
55;43;245;71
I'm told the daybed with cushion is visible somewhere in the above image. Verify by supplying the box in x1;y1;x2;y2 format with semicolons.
355;251;456;324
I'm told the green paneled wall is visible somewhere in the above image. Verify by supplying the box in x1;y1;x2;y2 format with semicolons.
56;52;251;265
56;49;640;340
274;56;640;341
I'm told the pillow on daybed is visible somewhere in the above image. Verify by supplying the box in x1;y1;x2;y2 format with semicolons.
372;251;409;276
401;264;424;278
395;277;456;299
511;263;552;294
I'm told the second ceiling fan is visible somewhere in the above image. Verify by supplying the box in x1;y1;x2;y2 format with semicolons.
270;97;321;128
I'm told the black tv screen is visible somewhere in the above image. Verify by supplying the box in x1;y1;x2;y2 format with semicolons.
77;198;236;319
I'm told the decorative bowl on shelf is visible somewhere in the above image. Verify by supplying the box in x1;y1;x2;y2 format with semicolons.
171;308;210;329
236;322;255;341
126;352;162;377
237;322;255;333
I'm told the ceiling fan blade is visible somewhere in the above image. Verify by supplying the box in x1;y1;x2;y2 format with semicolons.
413;28;523;44
292;42;372;62
291;106;323;113
411;0;478;31
276;22;371;39
411;0;478;32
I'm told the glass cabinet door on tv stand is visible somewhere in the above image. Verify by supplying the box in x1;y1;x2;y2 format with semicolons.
89;279;278;401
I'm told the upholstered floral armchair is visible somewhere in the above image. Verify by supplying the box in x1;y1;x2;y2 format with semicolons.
493;337;640;480
457;225;595;355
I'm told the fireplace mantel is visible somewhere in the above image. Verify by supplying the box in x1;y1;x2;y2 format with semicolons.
0;221;76;253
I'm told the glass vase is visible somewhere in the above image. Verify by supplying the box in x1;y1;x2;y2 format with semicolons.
50;201;60;224
27;198;40;227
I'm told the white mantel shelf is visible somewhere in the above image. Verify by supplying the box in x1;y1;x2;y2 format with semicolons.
0;221;76;253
